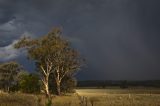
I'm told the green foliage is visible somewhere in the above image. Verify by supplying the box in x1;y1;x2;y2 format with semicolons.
18;73;40;93
14;28;84;96
61;75;77;93
49;74;77;94
0;61;22;92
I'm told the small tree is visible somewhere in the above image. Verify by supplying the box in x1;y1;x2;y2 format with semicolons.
0;61;22;92
18;72;40;93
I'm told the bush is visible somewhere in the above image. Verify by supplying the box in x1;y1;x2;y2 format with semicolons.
61;76;77;93
49;74;77;94
18;73;41;93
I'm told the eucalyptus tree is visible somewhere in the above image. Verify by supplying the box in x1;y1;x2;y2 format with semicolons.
15;28;83;96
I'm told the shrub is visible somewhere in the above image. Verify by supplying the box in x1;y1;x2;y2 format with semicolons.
18;73;41;93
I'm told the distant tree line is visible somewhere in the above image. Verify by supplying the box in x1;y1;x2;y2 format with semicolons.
0;28;84;99
77;80;160;88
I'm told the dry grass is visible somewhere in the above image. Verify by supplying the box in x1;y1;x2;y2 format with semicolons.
52;94;80;106
0;93;80;106
76;88;160;106
0;89;160;106
0;93;39;106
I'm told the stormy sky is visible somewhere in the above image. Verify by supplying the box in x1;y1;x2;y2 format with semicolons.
0;0;160;80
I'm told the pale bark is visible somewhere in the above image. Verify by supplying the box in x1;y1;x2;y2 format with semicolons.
42;76;50;98
54;66;67;95
40;61;53;98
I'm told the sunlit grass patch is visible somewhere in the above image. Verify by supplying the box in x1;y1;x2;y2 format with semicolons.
76;88;160;106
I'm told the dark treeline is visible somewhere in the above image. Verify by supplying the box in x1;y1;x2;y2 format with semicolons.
77;80;160;88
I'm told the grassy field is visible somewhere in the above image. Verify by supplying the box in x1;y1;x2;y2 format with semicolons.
0;93;39;106
0;88;160;106
0;92;79;106
76;88;160;106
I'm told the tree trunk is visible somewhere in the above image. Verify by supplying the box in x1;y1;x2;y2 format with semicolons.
43;76;50;99
56;80;61;95
45;83;50;98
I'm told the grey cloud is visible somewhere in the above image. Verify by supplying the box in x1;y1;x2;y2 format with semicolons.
0;0;160;80
0;40;20;61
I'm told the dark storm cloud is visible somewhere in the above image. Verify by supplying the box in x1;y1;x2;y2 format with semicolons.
0;0;15;24
0;0;160;80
